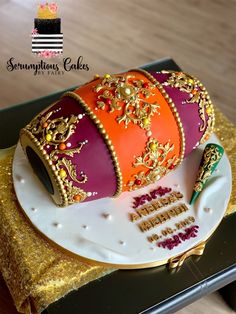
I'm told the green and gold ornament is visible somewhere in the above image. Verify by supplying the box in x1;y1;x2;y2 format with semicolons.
190;143;224;205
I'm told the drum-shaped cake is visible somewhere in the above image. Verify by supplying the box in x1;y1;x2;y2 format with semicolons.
20;69;215;206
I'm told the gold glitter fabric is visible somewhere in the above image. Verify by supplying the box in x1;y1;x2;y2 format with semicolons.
214;107;236;215
0;108;235;314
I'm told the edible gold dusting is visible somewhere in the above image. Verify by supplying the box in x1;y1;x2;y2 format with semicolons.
0;107;235;314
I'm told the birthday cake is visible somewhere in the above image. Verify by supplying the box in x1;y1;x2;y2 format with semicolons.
32;2;63;55
20;69;215;207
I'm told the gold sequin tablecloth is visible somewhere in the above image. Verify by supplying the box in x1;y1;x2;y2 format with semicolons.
0;107;235;314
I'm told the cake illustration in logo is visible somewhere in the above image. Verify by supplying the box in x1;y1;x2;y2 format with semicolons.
31;2;63;57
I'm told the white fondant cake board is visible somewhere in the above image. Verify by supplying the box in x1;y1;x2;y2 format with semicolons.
13;134;231;269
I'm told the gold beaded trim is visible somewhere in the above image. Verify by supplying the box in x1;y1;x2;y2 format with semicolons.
63;91;123;197
187;74;215;144
132;69;186;164
20;128;71;207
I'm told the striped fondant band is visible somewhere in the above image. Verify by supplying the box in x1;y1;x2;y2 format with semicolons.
32;34;63;53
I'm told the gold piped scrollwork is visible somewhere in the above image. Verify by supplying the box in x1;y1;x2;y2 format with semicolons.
133;69;186;164
161;71;215;144
193;144;224;192
94;74;160;130
27;110;78;145
63;91;123;198
128;138;179;191
21;109;88;206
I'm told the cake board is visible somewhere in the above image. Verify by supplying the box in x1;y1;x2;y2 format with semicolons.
12;133;231;269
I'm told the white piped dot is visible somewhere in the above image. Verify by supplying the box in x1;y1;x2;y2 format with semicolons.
146;130;152;137
78;114;83;119
174;184;180;188
31;207;37;212
53;222;62;228
204;207;213;214
87;192;92;197
66;142;72;148
46;145;50;149
95;107;98;111
103;213;112;220
20;177;25;183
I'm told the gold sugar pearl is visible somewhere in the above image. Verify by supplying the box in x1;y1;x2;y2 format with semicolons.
149;142;157;151
142;117;150;127
206;107;212;115
59;169;67;179
45;134;52;142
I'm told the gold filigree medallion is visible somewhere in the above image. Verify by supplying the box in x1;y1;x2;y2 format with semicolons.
128;138;179;190
94;74;160;129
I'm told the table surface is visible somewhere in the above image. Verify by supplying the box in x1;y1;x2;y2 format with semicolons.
0;58;236;314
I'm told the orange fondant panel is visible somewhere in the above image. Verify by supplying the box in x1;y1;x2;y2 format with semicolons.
74;71;181;192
